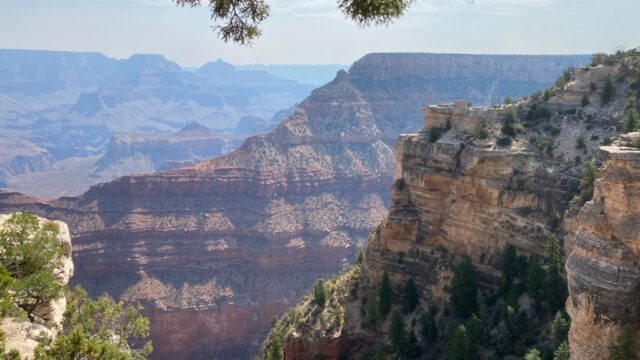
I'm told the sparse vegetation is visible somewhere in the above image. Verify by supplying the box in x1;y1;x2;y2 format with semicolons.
575;135;586;149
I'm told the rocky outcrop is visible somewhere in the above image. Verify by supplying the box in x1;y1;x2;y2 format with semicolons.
268;53;639;359
0;214;73;359
0;53;593;359
566;137;640;359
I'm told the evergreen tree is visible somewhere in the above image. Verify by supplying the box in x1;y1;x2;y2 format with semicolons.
313;280;326;308
419;310;438;343
624;106;639;133
465;314;482;356
0;213;64;320
402;278;419;313
579;162;599;192
496;306;518;356
581;94;590;107
34;286;152;360
610;325;638;360
525;348;542;360
389;310;407;357
445;325;472;360
366;293;378;329
0;266;16;317
551;311;570;345
501;245;519;292
378;271;392;316
175;0;416;45
356;250;364;265
502;109;517;137
544;235;567;313
554;341;570;360
544;234;562;273
601;74;616;105
406;330;420;358
526;257;545;312
450;259;479;317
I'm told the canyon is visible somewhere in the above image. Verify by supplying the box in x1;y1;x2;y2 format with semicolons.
266;51;640;359
0;53;592;359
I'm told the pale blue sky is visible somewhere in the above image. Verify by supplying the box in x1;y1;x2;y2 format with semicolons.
0;0;638;66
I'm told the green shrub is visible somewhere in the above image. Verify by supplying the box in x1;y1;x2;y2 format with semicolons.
576;135;586;149
34;286;152;360
0;213;64;320
581;94;590;107
501;109;517;137
497;136;512;147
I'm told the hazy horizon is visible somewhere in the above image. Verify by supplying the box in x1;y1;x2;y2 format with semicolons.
0;47;598;68
1;0;637;67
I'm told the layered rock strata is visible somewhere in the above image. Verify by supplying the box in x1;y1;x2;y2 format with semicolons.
566;134;640;359
0;53;592;359
270;56;638;358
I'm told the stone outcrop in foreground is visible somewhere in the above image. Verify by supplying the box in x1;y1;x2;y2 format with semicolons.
566;134;640;359
0;214;73;359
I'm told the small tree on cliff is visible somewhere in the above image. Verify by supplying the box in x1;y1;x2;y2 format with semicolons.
313;279;326;308
544;234;567;314
389;310;408;356
501;245;519;292
378;271;392;316
601;74;616;105
450;258;478;318
420;309;438;343
0;213;64;320
34;286;153;360
402;278;418;313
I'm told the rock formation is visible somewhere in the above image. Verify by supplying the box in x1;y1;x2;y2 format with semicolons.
0;53;593;359
566;133;640;359
265;51;639;359
0;214;73;359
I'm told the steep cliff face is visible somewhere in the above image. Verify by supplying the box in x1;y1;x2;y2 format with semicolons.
267;52;639;359
566;134;640;359
0;53;592;359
